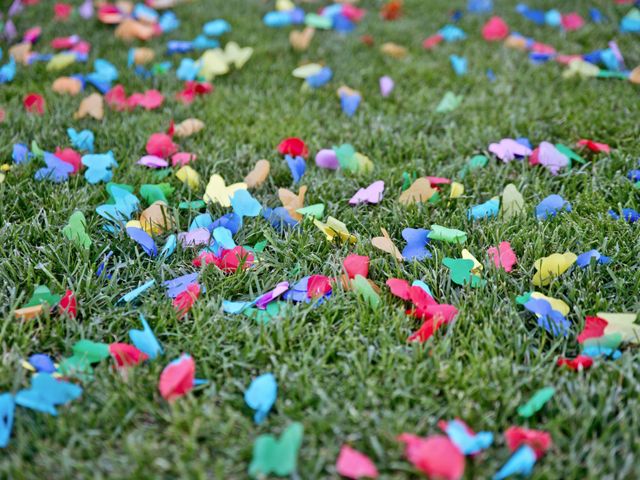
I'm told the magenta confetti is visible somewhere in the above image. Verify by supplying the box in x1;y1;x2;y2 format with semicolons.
255;282;289;309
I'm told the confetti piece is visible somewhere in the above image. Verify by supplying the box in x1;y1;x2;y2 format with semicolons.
286;155;306;183
468;197;499;220
493;445;537;480
109;343;148;369
159;354;196;401
15;373;82;415
52;76;83;95
501;183;525;219
401;228;432;260
399;178;438;204
249;423;304;478
504;426;551;458
576;249;610;268
35;152;74;183
440;419;494;455
398;434;465;480
352;275;380;308
489;138;532;162
436;91;462;113
336;445;379;479
443;258;486;288
532;251;577;286
129;314;163;360
82;151;118;184
289;27;315;51
350;180;384;205
23;93;45;115
244;373;277;424
176;165;200;189
244;159;270;188
557;355;593;371
487;241;517;272
314;216;357;243
482;16;509;41
204;174;247;207
173;283;200;317
517;387;555;418
0;394;15;448
118;279;156;303
371;227;403;261
428;225;467;244
63;211;91;249
173;118;204;138
535;194;571;220
379;76;394;97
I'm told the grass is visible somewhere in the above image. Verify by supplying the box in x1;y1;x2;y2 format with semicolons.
1;0;639;478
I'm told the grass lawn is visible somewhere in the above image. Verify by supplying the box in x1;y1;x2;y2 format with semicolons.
1;0;639;478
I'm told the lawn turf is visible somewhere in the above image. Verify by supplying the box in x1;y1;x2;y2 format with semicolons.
1;0;640;478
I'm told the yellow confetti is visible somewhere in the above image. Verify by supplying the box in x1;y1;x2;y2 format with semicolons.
176;165;200;189
314;217;357;243
532;252;577;286
203;174;247;207
450;181;464;198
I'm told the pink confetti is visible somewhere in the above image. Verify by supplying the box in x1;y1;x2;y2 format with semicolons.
487;241;517;272
349;180;384;205
336;445;379;479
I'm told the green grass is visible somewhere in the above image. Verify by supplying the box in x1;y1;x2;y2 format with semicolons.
1;0;640;478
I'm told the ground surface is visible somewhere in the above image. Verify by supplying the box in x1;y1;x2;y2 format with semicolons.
1;0;639;478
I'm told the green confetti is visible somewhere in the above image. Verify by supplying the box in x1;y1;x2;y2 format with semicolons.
296;203;325;219
62;211;91;249
428;224;467;243
249;422;304;478
436;91;463;113
443;258;486;288
517;387;555;418
352;274;381;308
24;286;61;308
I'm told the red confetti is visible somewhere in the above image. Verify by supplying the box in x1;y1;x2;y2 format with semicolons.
398;434;464;480
216;246;255;273
360;34;374;46
277;137;309;158
343;254;369;279
105;85;128;111
173;283;200;317
55;147;82;174
386;278;411;300
109;343;148;368
146;132;178;158
23;93;45;115
577;316;608;343
176;81;213;104
482;16;509;41
528;146;540;166
577;139;611;154
504;427;552;459
54;2;73;20
158;354;195;401
557;355;593;371
422;33;444;49
380;0;403;21
307;275;332;298
58;289;77;318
